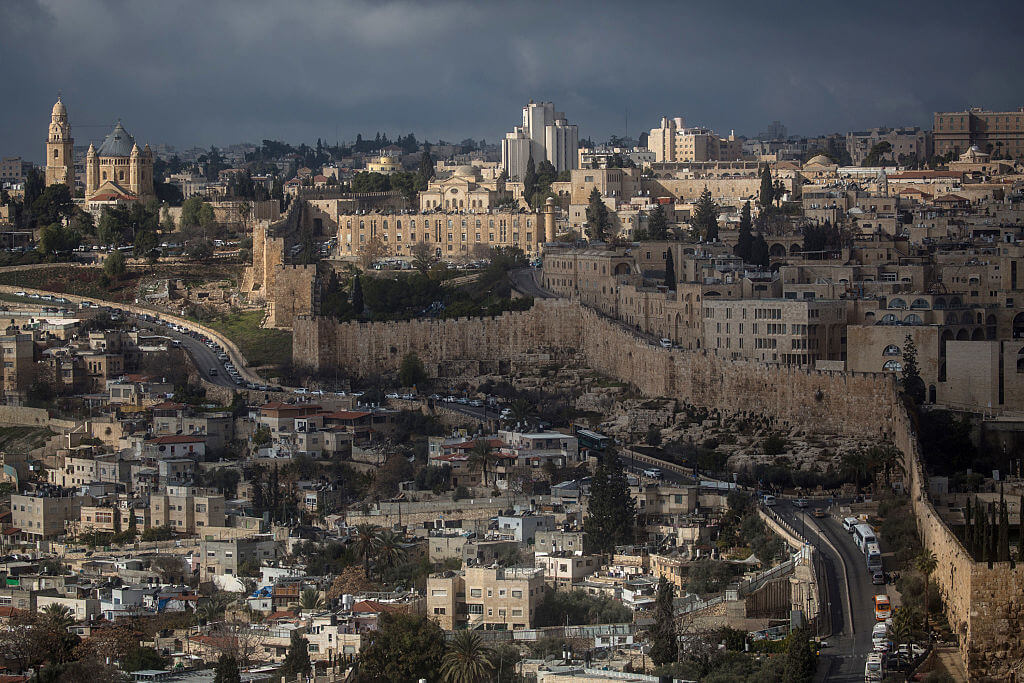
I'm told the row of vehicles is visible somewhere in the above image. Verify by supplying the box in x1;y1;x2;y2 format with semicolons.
845;517;886;584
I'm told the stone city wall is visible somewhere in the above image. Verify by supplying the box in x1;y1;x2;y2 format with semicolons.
293;296;1024;676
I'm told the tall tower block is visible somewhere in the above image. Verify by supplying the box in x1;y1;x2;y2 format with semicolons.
46;97;75;187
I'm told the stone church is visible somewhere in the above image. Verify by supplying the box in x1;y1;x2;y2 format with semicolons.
45;97;155;201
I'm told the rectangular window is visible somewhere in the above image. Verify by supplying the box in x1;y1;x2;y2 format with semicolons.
470;588;482;598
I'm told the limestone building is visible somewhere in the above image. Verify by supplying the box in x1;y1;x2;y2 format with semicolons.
426;565;547;630
933;107;1024;159
418;165;502;211
648;116;743;163
501;101;578;180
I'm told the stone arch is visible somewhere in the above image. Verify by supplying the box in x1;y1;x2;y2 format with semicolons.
789;242;802;254
971;328;985;341
613;263;631;276
890;298;907;309
904;313;923;325
986;314;997;340
956;328;969;341
1014;312;1024;339
883;344;901;356
769;243;786;257
878;313;899;325
933;297;947;309
883;359;902;372
910;298;929;309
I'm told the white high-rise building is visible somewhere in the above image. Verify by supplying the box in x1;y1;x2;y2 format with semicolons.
501;101;579;180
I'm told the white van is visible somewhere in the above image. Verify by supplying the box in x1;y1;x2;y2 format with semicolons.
842;517;859;533
864;653;883;681
642;467;662;479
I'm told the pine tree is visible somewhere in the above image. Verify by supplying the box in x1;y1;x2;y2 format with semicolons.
663;249;676;290
585;188;611;241
691;187;719;241
648;205;668;240
213;654;241;683
901;334;926;403
649;577;677;665
280;630;311;678
783;626;816;683
758;164;774;211
735;201;753;261
351;275;364;315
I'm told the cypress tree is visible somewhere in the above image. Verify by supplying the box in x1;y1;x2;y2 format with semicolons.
750;234;770;268
351;275;364;315
999;495;1010;562
583;447;635;554
664;249;676;290
758;164;774;210
523;156;537;203
649;578;677;666
585;188;611;241
418;145;435;180
735;201;753;262
692;187;719;241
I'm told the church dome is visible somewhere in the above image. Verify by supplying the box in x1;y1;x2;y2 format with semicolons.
804;154;833;168
51;98;66;117
453;165;479;179
97;122;137;157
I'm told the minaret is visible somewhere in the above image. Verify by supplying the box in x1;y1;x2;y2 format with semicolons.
45;97;75;187
543;196;557;243
129;143;141;195
86;143;98;197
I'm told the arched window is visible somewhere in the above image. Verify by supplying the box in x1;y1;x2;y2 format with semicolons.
904;313;923;325
879;313;899;324
883;344;901;356
883;360;903;372
933;298;946;310
910;298;929;309
950;296;963;307
889;298;907;309
1017;347;1024;373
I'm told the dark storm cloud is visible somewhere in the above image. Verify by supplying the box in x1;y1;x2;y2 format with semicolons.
3;0;1023;161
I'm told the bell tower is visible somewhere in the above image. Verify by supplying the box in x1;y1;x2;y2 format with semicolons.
46;96;75;187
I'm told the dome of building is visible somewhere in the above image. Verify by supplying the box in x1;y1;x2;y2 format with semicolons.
804;154;833;167
453;165;479;179
97;121;137;157
51;98;66;117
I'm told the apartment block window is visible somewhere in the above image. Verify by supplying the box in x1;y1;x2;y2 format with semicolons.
511;590;523;598
470;589;482;598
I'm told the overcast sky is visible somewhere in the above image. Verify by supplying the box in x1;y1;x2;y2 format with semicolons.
4;0;1024;162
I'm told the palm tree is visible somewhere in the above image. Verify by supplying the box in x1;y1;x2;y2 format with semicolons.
299;589;323;611
508;398;532;426
840;450;870;491
352;524;381;579
375;529;407;581
41;603;75;632
441;630;494;683
915;549;938;632
468;439;493;488
890;607;913;655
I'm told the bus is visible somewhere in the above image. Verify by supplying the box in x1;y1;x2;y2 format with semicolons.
575;428;611;452
865;541;882;572
874;594;892;621
853;523;877;552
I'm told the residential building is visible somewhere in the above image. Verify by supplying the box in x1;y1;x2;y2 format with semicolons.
502;101;579;180
12;489;86;539
648;116;743;163
149;485;225;533
198;536;280;579
426;565;548;630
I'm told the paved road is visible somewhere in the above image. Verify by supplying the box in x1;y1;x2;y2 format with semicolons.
508;267;555;299
134;317;240;389
775;500;879;682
